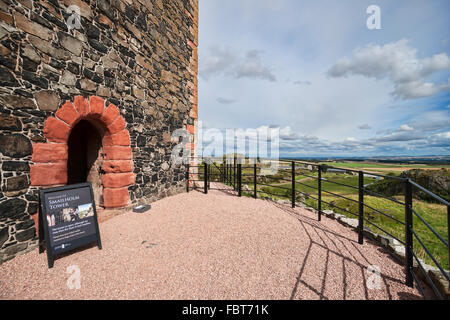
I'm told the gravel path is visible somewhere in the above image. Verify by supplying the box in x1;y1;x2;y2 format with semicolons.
0;184;421;300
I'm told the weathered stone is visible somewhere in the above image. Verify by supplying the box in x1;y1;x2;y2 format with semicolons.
0;227;8;248
88;38;108;54
78;78;97;92
2;161;29;172
43;117;70;142
0;114;22;131
16;219;34;231
0;133;32;157
15;228;35;242
21;44;41;63
0;198;27;219
28;35;71;61
0;66;20;87
0;94;36;109
34;90;60;111
428;270;450;299
3;242;27;255
22;71;48;89
30;162;67;186
58;31;83;56
32;143;68;163
13;12;52;40
5;175;29;191
60;70;77;86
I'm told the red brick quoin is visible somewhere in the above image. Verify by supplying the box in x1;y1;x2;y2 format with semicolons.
30;95;135;209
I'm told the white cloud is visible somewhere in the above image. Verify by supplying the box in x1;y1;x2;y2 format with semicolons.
328;39;450;99
400;124;414;131
200;47;276;82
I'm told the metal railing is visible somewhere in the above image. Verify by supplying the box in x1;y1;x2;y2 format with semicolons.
186;158;449;299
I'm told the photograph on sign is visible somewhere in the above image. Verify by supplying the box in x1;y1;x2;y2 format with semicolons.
39;183;102;267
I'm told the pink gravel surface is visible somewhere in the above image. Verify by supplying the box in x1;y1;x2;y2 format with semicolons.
0;183;422;300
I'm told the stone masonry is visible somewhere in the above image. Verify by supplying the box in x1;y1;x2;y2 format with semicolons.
0;0;199;263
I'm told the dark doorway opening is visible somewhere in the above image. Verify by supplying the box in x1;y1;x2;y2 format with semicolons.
67;119;104;206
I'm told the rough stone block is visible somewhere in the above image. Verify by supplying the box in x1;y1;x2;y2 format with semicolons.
103;130;130;146
101;160;134;173
107;116;126;134
34;90;60;112
55;101;79;126
89;95;105;117
100;103;120;126
103;187;130;208
31;143;68;163
30;162;67;186
102;146;132;160
73;95;90;116
43;117;71;143
102;172;135;188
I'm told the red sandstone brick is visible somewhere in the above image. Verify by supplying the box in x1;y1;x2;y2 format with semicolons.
186;124;195;134
43;117;71;143
102;146;132;160
102;172;135;188
32;143;68;163
30;162;67;186
187;39;196;50
55;101;79;126
100;104;120;126
101;160;134;173
107;116;126;134
73;95;89;116
103;187;130;208
103;130;130;146
89;95;105;118
189;104;198;119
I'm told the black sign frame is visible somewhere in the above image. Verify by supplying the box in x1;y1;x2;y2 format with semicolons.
38;182;102;268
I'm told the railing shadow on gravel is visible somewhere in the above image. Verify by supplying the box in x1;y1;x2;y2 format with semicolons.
186;157;449;300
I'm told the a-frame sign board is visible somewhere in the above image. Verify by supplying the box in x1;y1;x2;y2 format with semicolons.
38;182;102;268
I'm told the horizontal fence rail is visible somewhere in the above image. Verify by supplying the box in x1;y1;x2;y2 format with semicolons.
186;157;449;300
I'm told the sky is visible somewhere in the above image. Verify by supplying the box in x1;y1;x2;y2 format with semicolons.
197;0;450;158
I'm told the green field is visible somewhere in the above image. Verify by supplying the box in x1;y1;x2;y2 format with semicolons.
318;161;450;174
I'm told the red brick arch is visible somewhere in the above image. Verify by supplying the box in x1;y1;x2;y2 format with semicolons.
30;95;135;208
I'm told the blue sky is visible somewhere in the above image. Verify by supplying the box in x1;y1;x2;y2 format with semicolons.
197;0;450;157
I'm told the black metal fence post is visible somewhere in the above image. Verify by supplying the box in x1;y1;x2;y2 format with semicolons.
291;161;295;208
225;163;228;184
358;171;364;244
233;158;236;190
186;163;190;193
405;179;413;287
253;163;257;199
204;162;208;194
208;162;211;189
318;165;322;221
238;163;242;197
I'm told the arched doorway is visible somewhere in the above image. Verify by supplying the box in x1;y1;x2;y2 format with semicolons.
67;119;105;207
30;95;135;209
